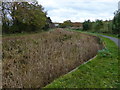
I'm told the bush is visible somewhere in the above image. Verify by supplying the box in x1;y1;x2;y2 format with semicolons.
98;48;112;58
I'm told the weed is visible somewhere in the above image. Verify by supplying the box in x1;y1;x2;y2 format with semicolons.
2;29;103;88
98;48;112;58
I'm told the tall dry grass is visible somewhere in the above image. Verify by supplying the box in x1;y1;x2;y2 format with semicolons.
2;29;103;88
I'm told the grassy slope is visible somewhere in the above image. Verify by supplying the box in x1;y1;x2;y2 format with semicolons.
45;32;119;88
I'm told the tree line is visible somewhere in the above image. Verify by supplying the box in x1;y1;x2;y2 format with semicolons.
83;10;120;35
1;1;119;35
59;20;72;28
2;2;54;34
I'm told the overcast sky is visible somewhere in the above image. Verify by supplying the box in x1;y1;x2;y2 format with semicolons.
38;0;119;23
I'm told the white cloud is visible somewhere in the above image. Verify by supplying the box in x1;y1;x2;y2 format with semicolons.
37;0;119;22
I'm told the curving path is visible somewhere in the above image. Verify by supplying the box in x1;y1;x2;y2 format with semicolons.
98;34;120;48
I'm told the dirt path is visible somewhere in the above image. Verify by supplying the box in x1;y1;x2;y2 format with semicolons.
98;34;120;48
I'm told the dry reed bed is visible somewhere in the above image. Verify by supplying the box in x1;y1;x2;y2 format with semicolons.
2;29;103;88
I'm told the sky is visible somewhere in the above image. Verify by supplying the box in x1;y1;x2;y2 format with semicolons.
38;0;119;23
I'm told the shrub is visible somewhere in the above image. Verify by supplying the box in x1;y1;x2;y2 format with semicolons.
98;48;112;58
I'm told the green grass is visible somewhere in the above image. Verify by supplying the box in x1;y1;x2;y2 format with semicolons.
65;28;120;39
44;32;119;88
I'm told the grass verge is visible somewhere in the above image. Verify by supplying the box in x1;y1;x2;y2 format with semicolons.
66;28;120;39
44;33;119;88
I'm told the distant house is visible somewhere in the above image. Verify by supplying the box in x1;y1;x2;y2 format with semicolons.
72;22;82;27
53;22;83;29
71;22;83;29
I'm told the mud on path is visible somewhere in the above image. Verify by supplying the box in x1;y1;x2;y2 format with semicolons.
2;29;104;88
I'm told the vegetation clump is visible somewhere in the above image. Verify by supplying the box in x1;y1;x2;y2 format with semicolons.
82;10;120;36
2;2;54;34
2;29;103;88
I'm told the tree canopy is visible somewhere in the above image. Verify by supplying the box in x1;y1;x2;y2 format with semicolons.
83;20;92;31
59;20;72;28
112;10;120;34
2;2;54;34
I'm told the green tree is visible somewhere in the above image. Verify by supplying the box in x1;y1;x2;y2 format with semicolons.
43;17;55;30
11;2;47;32
112;10;120;34
2;2;49;34
94;19;103;32
2;2;12;33
60;20;72;28
83;20;92;31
